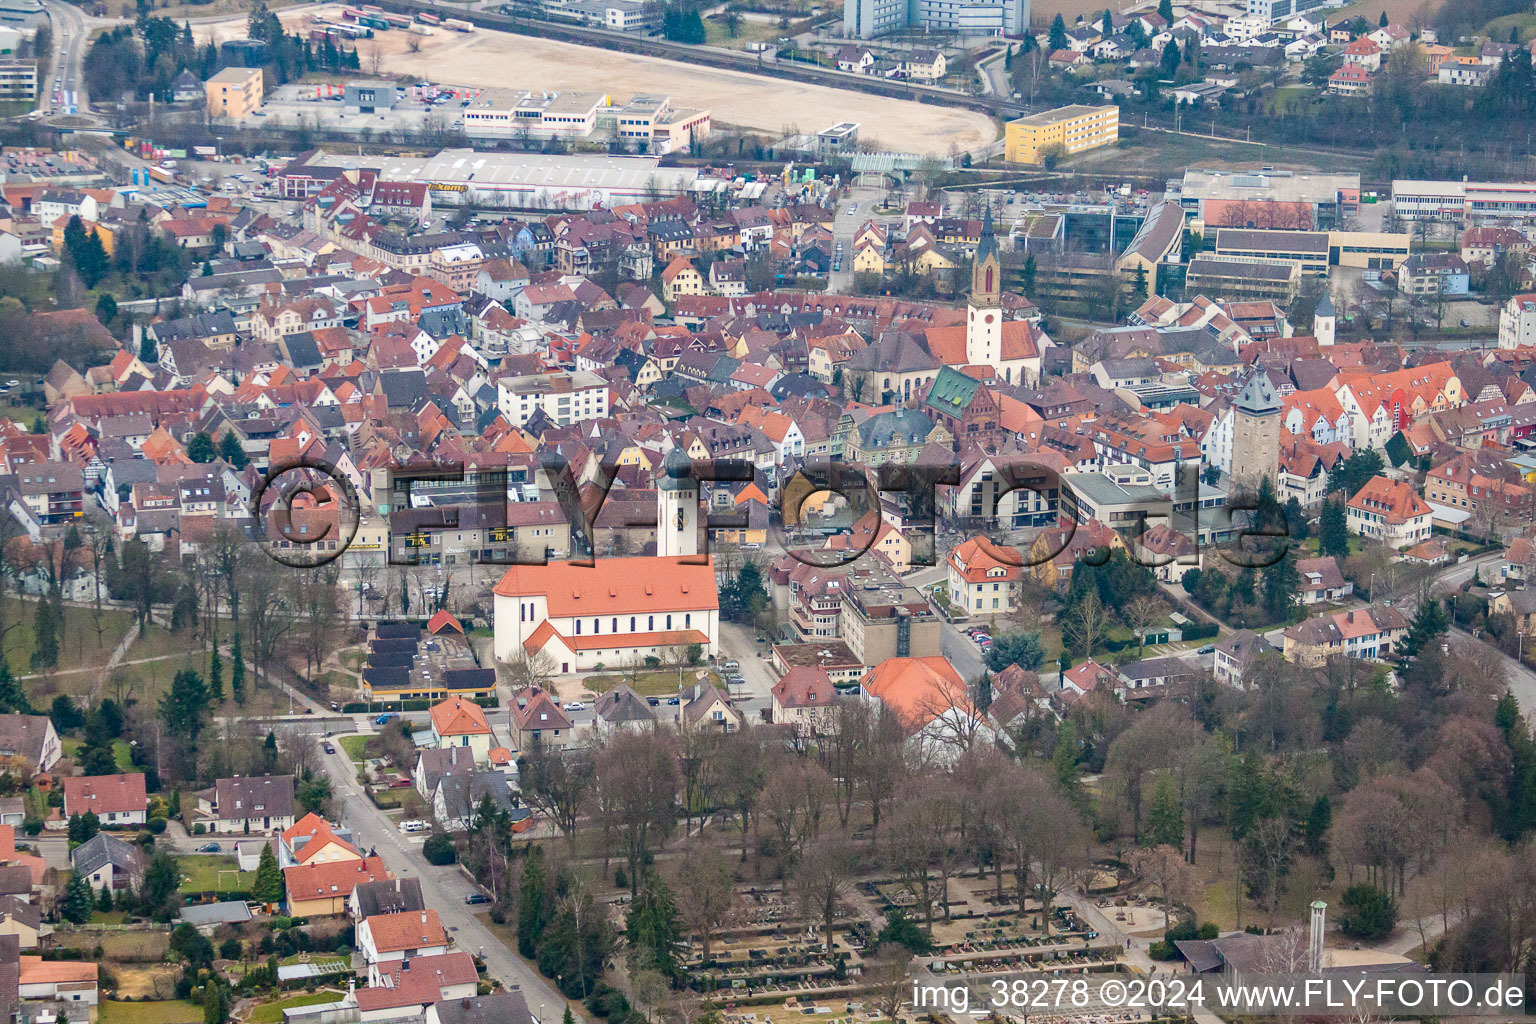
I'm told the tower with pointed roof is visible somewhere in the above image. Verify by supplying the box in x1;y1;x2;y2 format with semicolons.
1230;371;1281;491
966;207;1003;369
1313;288;1335;347
656;446;698;558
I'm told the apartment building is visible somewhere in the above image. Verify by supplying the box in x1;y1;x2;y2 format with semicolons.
205;67;263;119
0;59;34;99
496;370;609;427
1346;475;1432;549
1004;105;1118;165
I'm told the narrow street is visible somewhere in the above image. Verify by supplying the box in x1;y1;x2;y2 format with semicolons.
318;742;581;1023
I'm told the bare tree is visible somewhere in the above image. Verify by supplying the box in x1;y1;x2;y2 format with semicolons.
717;726;771;860
1130;844;1197;930
520;744;594;842
1063;590;1109;659
672;843;735;960
888;780;958;932
758;756;833;872
795;836;855;953
596;730;679;894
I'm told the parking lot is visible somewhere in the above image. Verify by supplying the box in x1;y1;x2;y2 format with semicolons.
239;81;484;135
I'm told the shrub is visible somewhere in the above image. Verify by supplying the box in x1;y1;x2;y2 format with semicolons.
1339;884;1397;940
147;817;167;834
1148;940;1178;960
21;819;41;836
423;833;456;865
192;823;205;835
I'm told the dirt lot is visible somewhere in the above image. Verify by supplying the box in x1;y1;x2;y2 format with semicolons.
194;8;996;155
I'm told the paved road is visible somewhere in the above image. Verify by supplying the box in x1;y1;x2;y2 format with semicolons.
319;742;578;1022
37;0;89;116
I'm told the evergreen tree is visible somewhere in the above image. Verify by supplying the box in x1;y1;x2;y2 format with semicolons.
186;432;216;463
0;666;33;712
1048;12;1068;50
1100;8;1113;37
1052;719;1081;793
1157;0;1173;23
203;982;228;1024
625;871;683;979
516;847;548;959
253;844;284;903
61;873;94;924
1143;775;1183;849
1319;499;1350;558
139;334;157;364
159;668;209;743
95;293;118;327
218;431;248;469
31;599;58;671
1261;551;1299;623
1303;795;1331;856
1284;496;1310;541
1160;39;1181;75
230;634;246;705
97;884;113;913
1022;253;1036;297
208;649;224;703
1399;598;1449;659
1231;567;1256;608
1378;10;1388;27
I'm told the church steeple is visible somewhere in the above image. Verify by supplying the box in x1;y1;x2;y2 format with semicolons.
972;206;1001;309
966;206;1003;370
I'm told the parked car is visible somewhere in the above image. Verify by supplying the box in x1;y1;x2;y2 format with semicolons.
1197;644;1216;655
195;843;221;853
646;696;661;706
464;893;491;905
375;713;396;725
399;820;431;834
563;701;586;712
323;742;336;754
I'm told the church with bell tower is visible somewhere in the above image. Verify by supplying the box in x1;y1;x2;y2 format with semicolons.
966;207;1003;369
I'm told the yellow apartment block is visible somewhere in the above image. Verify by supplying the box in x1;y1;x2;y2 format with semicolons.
1004;104;1119;164
205;67;264;119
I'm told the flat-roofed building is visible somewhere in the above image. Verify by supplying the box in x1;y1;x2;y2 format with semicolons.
1004;104;1119;165
1214;227;1410;272
0;59;34;100
205;66;263;119
1176;167;1359;230
1186;256;1302;303
496;369;609;427
1392;178;1536;224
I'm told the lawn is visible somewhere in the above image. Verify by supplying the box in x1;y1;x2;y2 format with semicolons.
99;1001;201;1024
177;856;254;893
249;992;344;1024
3;597;134;677
340;735;368;764
582;670;688;698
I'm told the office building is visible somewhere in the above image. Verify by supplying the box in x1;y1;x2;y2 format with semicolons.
0;59;34;100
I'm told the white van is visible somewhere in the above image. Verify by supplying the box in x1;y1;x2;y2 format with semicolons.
399;819;431;834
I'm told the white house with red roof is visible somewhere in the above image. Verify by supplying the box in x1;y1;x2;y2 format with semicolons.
427;697;496;762
278;812;362;869
1347;475;1432;549
946;535;1022;617
61;774;147;827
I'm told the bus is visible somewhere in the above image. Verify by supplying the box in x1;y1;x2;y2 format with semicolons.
416;12;441;24
358;15;389;29
382;13;411;28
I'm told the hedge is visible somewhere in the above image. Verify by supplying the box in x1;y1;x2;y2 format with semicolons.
342;696;499;715
1181;621;1219;642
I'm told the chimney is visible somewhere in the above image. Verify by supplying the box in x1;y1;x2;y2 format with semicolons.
421;911;428;924
1308;900;1326;972
396;877;402;892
